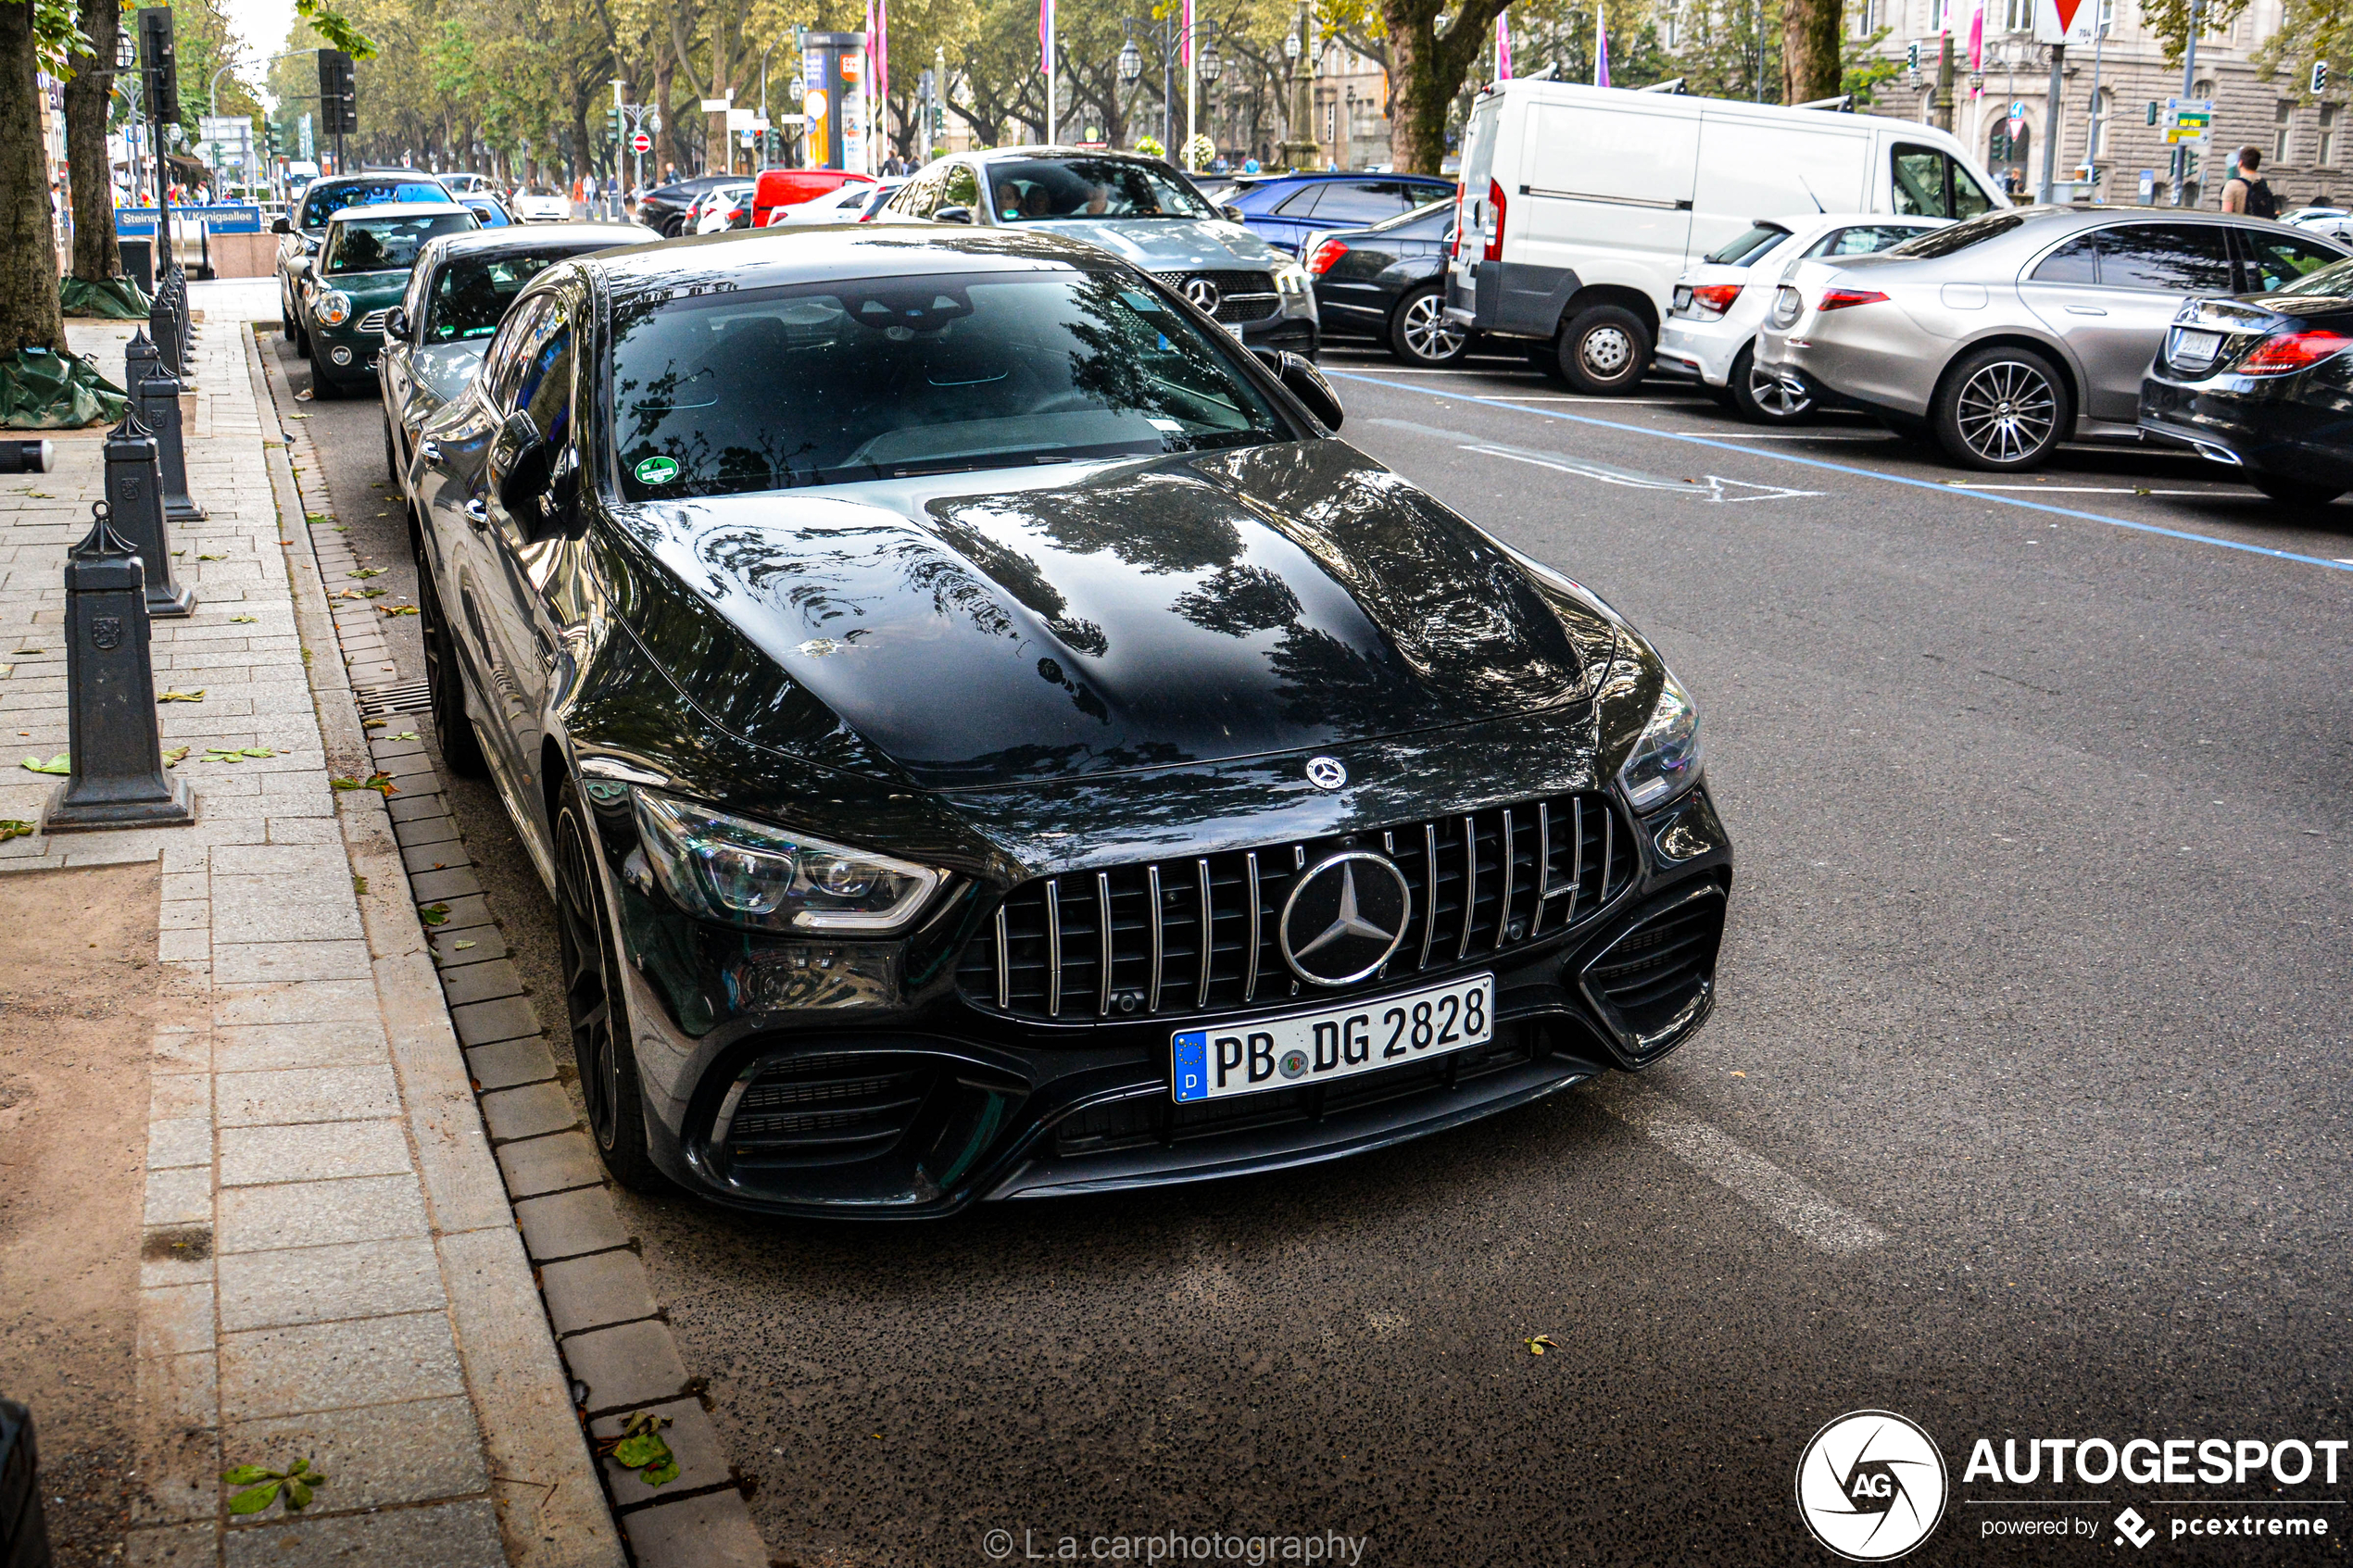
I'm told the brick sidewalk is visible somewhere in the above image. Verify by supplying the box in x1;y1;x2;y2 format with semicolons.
0;286;621;1568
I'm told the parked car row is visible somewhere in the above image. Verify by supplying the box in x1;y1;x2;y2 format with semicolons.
327;147;1729;1218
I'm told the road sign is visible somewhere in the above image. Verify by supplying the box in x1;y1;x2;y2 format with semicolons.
2162;96;2213;145
631;131;651;154
198;115;249;146
2033;0;2099;44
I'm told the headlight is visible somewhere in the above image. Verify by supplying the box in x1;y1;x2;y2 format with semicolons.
1616;665;1704;811
315;290;352;326
630;788;941;934
1274;262;1313;299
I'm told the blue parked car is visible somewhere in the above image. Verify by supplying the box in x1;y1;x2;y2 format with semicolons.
1224;171;1457;255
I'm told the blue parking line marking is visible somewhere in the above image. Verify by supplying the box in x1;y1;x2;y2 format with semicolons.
1325;370;2353;576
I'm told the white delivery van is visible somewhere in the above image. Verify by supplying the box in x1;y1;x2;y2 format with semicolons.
1443;81;2008;393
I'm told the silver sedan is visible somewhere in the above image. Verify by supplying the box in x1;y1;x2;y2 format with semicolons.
1755;205;2349;470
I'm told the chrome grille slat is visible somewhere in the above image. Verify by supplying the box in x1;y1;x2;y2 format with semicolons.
963;792;1636;1022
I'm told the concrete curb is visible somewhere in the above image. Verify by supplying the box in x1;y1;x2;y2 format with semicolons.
247;325;627;1568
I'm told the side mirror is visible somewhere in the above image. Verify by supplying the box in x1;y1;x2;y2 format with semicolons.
1222;204;1246;223
271;216;291;234
1277;351;1342;431
383;306;409;341
497;437;553;520
546;445;583;533
933;206;974;225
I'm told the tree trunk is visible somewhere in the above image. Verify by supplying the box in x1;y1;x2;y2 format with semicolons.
64;0;120;280
1782;0;1843;106
655;54;679;177
0;0;65;352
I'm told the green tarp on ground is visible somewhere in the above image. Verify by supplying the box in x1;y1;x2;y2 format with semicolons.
58;275;152;320
0;348;130;429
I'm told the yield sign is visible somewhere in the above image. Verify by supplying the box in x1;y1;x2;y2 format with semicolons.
2033;0;2098;43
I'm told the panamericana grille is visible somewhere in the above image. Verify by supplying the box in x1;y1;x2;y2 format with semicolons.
357;308;391;335
1153;270;1281;324
958;794;1635;1023
717;1052;933;1167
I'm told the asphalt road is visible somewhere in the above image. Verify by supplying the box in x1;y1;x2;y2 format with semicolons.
271;323;2353;1566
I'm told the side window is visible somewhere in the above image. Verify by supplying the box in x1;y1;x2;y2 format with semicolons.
1315;181;1416;223
2030;233;2102;282
478;295;547;411
1813;225;1919;257
513;306;575;450
940;163;980;214
1948;158;1995;219
2097;224;2235;293
2240;230;2345;292
1272;183;1325;217
888;169;941;218
1891;145;1949;217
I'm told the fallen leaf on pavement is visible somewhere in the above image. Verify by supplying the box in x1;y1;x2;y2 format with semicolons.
349;568;383;579
19;754;68;775
222;1457;327;1516
1524;1335;1558;1356
595;1412;680;1486
453;939;476;950
229;615;257;623
161;746;189;766
380;605;417;617
157;690;205;702
419;902;450;925
0;821;32;841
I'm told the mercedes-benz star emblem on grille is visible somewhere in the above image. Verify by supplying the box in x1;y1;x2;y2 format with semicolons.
1305;756;1347;790
1278;852;1411;986
1182;276;1222;313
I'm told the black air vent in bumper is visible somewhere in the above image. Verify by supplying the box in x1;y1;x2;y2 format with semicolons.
1579;883;1726;1065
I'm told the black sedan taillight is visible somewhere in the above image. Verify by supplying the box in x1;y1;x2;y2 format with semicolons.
2240;328;2353;376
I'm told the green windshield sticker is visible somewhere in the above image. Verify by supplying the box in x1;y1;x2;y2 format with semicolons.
635;455;680;486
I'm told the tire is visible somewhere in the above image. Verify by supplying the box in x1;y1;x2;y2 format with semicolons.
1386;285;1469;367
2251;474;2344;507
414;541;489;779
1553;304;1653;395
308;369;342;400
552;776;662;1192
293;319;311;358
1726;343;1814;423
1932;345;2070;470
383;418;402;487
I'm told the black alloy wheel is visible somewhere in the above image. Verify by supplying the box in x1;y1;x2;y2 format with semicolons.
1388;285;1470;366
2252;475;2344;508
1934;345;2069;471
552;777;661;1190
413;537;489;778
1551;304;1653;395
1727;343;1814;423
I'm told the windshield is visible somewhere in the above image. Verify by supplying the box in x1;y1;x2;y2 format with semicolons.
323;213;476;274
610;269;1290;500
1706;223;1793;266
2276;256;2353;298
1886;210;2023;258
300;180;447;231
985;157;1216;222
425;255;567;343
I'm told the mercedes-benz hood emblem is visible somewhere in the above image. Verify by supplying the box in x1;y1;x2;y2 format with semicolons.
1279;851;1412;986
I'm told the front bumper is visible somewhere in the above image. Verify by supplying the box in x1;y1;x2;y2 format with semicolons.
310;320;384;386
2138;368;2353;487
590;753;1732;1219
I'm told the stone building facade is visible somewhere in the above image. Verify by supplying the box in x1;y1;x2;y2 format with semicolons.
1855;0;2347;207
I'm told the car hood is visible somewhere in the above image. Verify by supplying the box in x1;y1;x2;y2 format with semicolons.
1010;217;1286;273
411;341;487;404
619;441;1599;790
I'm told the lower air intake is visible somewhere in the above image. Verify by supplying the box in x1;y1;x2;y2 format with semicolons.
716;1052;934;1167
1579;884;1725;1064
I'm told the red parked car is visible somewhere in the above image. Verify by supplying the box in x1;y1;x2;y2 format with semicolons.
749;169;875;228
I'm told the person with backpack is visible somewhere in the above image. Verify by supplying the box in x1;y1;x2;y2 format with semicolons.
2221;146;2280;219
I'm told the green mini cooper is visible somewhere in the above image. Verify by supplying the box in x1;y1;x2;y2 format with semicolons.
299;201;479;397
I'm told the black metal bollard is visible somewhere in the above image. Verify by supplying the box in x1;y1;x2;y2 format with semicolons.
104;414;194;619
126;332;205;526
148;274;184;380
43;502;194;833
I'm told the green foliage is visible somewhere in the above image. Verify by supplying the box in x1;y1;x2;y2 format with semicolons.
2138;0;2252;69
296;0;377;59
1841;24;1904;107
33;0;92;80
222;1457;329;1515
2252;0;2351;92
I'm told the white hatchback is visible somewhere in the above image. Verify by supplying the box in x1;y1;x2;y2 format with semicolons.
509;184;571;222
1655;212;1944;421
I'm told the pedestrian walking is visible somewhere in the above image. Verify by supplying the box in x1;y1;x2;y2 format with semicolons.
2221;146;2280;218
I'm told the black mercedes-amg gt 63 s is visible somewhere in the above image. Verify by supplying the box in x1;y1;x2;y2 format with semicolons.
407;224;1732;1216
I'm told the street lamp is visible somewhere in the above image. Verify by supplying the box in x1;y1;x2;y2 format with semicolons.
1118;40;1143;86
1201;45;1221;86
1121;15;1221;164
1283;31;1301;60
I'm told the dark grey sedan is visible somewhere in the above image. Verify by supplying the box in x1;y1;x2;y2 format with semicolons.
1304;200;1469;366
377;223;652;497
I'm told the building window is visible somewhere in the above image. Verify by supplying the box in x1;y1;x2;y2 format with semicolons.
2275;101;2295;163
1929;0;1948;31
2002;0;2031;32
1663;3;1681;47
1852;0;1881;37
2321;103;2339;167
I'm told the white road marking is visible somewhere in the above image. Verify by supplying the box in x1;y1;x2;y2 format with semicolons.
1592;1079;1888;1254
1461;441;1823;503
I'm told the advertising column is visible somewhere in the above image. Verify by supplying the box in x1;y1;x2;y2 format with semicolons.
799;32;869;172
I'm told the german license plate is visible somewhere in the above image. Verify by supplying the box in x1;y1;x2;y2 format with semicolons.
2171;328;2222;370
1673;285;1693;312
1171;973;1493;1103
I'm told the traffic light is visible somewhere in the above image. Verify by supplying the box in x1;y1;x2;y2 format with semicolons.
2314;61;2331;95
136;7;177;124
606;107;623;140
1990;127;2011;160
316;49;357;135
263;119;280;156
2146;99;2160;124
1906;41;1920;73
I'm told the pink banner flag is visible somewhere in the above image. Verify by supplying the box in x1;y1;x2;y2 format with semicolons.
1594;3;1610;87
1496;13;1511;80
1968;0;1984;69
875;0;888;137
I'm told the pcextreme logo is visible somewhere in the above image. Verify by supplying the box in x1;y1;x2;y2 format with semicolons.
1796;1411;1951;1562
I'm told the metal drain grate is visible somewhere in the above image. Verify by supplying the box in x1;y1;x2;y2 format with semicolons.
354;680;431;718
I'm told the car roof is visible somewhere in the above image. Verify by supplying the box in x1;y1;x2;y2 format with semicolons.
972;145;1185;166
326;201;472;221
314;171;438;187
431;224;650;258
574;225;1124;305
